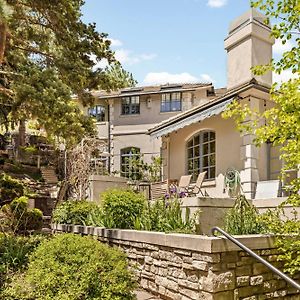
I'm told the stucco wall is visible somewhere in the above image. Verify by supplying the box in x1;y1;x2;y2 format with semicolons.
166;115;243;197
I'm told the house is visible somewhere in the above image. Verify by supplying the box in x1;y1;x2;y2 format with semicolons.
148;9;284;199
84;82;223;178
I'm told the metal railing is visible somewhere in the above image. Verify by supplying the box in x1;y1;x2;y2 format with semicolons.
211;226;300;291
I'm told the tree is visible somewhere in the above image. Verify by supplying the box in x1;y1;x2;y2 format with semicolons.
0;0;136;146
223;0;300;274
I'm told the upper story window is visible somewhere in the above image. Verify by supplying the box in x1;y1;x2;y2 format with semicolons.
88;105;105;122
187;131;216;181
121;96;140;115
161;92;182;112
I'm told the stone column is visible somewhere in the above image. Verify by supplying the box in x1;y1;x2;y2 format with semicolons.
240;97;262;199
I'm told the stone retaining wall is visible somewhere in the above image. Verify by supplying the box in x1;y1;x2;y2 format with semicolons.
52;224;300;300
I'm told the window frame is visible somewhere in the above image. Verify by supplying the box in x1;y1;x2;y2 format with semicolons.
160;92;182;112
121;96;140;115
186;131;216;182
120;147;141;179
88;105;106;122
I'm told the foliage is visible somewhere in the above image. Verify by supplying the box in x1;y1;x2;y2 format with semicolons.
224;195;265;235
223;0;300;274
258;207;300;275
52;200;102;226
0;0;136;146
0;173;25;205
125;152;162;182
0;233;47;290
0;196;43;233
135;197;200;234
101;189;147;229
2;234;136;300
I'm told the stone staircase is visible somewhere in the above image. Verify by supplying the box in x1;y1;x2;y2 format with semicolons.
40;167;58;184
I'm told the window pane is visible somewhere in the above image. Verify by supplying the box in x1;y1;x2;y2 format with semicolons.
209;132;215;141
203;143;209;155
194;135;199;145
187;140;193;148
203;132;209;143
203;156;209;167
210;142;215;153
194;146;200;157
188;148;193;158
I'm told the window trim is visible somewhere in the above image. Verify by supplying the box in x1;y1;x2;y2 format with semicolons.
121;96;140;115
160;92;182;112
120;147;141;179
186;131;216;181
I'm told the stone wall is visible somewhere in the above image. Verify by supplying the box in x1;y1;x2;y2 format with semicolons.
52;224;300;300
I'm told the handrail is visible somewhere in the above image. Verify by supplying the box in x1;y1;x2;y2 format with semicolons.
211;226;300;291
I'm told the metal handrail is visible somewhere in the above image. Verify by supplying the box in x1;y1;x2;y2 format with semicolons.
211;226;300;291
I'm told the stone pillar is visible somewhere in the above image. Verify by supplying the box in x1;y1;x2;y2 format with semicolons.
240;97;262;199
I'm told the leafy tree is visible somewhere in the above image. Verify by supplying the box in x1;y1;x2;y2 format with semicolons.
223;0;300;274
0;0;136;146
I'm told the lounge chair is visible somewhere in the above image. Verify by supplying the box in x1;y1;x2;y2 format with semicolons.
176;175;192;196
188;171;207;196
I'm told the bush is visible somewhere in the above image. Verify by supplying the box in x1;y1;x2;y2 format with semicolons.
52;200;102;226
0;173;25;205
135;197;199;234
0;233;47;290
224;195;265;235
0;196;43;233
101;189;147;229
2;234;136;300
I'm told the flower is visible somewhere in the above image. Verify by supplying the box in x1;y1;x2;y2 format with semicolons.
179;191;187;198
164;193;170;200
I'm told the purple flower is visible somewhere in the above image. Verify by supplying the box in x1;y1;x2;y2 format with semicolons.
169;186;176;194
179;191;187;198
164;193;170;200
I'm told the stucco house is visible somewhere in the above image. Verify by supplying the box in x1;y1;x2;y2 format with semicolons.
148;9;284;199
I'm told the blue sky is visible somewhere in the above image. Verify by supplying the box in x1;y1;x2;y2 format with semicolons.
81;0;294;88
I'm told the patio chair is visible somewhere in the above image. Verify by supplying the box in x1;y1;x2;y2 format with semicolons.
176;175;192;196
254;180;282;199
188;171;207;197
150;180;168;201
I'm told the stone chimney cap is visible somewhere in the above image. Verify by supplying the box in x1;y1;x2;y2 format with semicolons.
229;8;270;35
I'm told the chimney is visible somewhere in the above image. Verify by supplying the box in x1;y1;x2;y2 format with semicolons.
224;8;274;90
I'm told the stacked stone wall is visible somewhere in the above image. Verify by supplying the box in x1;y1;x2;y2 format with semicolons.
53;224;300;300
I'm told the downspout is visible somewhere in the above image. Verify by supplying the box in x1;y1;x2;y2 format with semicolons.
107;104;111;174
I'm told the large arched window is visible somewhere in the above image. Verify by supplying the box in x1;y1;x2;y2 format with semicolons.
187;131;216;181
120;147;141;179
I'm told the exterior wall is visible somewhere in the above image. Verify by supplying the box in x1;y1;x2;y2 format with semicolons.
88;175;128;202
165;115;243;197
112;132;161;174
53;224;300;300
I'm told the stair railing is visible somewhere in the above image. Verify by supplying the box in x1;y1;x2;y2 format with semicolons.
211;226;300;291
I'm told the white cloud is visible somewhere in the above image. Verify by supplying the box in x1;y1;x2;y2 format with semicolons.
115;49;157;65
142;72;214;85
207;0;227;8
273;70;298;83
273;39;294;55
109;38;123;47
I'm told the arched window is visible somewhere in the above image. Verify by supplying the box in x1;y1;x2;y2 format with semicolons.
120;147;141;179
187;131;216;181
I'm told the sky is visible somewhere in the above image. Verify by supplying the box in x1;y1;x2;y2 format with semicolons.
81;0;295;88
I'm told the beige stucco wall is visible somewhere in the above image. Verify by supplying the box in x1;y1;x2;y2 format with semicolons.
165;115;243;197
112;130;161;174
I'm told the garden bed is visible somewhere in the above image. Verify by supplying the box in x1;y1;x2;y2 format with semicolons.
52;224;300;300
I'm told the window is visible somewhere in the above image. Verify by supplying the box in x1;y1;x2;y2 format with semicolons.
187;131;216;181
120;147;141;179
121;96;140;115
88;105;105;122
161;92;182;112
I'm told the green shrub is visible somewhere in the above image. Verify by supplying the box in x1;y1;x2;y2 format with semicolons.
101;189;147;229
2;234;136;300
135;197;199;234
0;173;25;205
52;200;102;226
0;196;43;233
0;233;47;290
224;195;265;235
